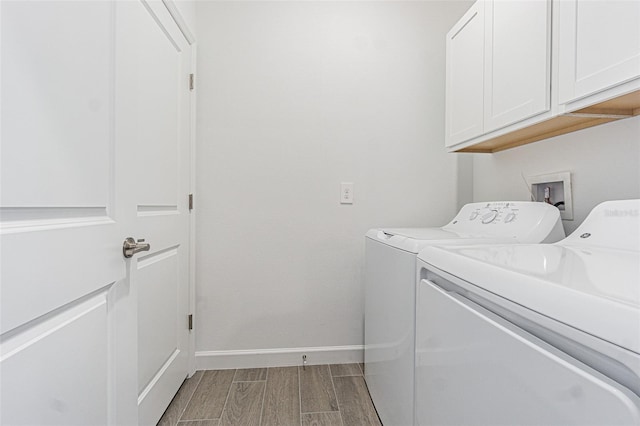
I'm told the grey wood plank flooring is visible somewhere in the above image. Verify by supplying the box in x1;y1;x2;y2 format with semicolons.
158;371;204;426
234;368;267;382
333;376;381;426
219;382;265;426
178;421;219;426
301;412;343;426
182;370;235;420
299;365;339;413
329;364;361;377
261;367;299;426
158;364;381;426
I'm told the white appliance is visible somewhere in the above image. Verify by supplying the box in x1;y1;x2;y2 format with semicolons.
364;201;565;426
415;199;640;425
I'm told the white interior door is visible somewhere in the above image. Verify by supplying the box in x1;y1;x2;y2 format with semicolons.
0;1;136;424
1;1;192;425
116;2;192;425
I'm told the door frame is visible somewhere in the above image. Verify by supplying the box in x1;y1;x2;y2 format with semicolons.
161;0;197;378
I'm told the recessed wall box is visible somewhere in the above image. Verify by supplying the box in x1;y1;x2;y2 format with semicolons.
528;172;573;220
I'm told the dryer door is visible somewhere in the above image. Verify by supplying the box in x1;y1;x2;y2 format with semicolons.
415;279;640;426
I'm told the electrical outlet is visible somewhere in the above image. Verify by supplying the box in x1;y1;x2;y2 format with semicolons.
341;182;354;204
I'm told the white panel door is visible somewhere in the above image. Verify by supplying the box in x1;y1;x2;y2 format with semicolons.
558;0;640;104
0;1;135;425
1;1;192;425
445;0;485;147
484;0;551;132
116;2;192;425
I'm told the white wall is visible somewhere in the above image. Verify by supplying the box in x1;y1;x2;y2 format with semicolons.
195;0;473;365
473;116;640;234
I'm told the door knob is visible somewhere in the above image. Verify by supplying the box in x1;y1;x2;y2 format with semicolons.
123;237;151;258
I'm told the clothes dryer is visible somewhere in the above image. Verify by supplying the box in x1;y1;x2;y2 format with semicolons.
415;199;640;425
364;201;564;426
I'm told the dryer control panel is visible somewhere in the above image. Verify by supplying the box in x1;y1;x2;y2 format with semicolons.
444;201;565;243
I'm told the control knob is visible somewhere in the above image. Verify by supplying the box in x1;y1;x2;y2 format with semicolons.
504;212;516;223
469;211;479;220
481;210;499;224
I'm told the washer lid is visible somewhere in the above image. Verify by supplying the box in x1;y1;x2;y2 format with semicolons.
419;243;640;354
365;228;511;254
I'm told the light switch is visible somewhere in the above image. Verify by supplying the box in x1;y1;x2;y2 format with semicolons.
341;182;354;204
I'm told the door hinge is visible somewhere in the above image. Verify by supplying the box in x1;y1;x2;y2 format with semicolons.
189;73;195;91
188;193;194;211
188;314;193;330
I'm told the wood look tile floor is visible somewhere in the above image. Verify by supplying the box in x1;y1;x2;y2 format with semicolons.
158;363;381;426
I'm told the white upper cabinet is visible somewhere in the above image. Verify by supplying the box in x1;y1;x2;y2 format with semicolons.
445;0;552;148
445;1;485;147
446;0;640;153
558;0;640;105
484;0;551;132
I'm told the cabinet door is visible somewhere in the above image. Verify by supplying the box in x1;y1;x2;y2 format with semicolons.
484;0;551;132
559;0;640;104
445;1;485;147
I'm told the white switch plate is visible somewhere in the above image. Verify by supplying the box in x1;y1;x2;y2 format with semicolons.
341;182;354;204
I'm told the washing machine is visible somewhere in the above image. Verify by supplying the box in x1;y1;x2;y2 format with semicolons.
415;199;640;425
364;201;565;426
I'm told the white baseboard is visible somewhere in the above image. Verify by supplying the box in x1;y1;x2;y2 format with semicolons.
195;345;364;370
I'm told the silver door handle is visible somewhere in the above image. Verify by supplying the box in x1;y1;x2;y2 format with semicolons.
123;237;151;258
